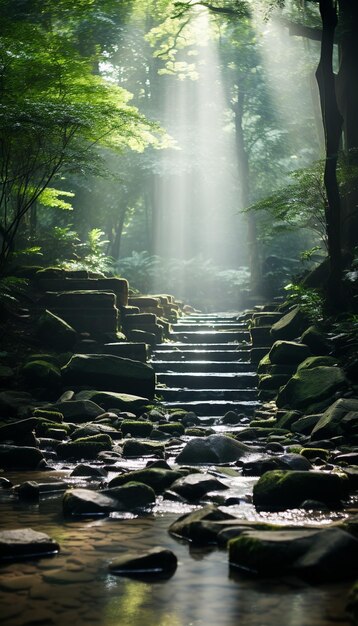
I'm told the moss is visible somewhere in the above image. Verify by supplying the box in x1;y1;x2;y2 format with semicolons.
34;418;71;436
156;422;185;435
249;418;278;428
120;420;153;437
108;468;182;494
32;409;64;423
300;447;330;461
72;433;113;446
297;356;338;372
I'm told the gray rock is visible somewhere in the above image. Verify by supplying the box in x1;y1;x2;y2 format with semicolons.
47;400;104;423
169;473;228;502
176;434;252;465
70;464;107;477
108;468;181;493
102;481;156;509
109;546;177;577
269;341;311;365
169;504;235;543
271;306;309;341
0;528;59;560
62;488;118;516
311;398;358;440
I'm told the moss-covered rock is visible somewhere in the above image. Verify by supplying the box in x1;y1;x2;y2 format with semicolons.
277;367;348;411
57;439;111;460
156;422;185;436
270;306;309;341
34;418;71;437
300;325;330;355
235;427;290;441
108;468;181;493
253;469;349;510
269;341;311;366
32;409;64;423
169;504;235;543
121;439;164;458
229;527;358;581
311;398;358;440
103;481;156;509
36;310;77;351
74;390;149;414
291;414;323;435
120;420;153;437
62;354;155;399
300;448;330;462
276;410;301;430
21;360;62;389
297;356;338;372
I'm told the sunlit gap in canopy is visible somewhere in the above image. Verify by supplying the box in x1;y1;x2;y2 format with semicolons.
152;7;242;308
250;1;322;169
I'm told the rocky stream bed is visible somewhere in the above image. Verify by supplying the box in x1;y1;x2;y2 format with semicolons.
0;301;358;626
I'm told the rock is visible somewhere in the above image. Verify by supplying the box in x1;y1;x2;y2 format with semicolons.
0;445;44;470
57;438;112;460
277;367;348;411
108;468;181;493
0;528;59;560
17;480;68;499
70;424;118;440
102;481;156;509
169;473;228;501
269;341;311;366
63;488;118;516
75;390;149;413
347;581;358;626
276;453;312;470
253;470;349;510
169;504;235;543
36;309;77;351
0;390;34;417
21;359;62;390
229;527;358;582
121;439;164;458
62;354;155;399
0;417;39;442
242;458;282;476
300;325;330;355
70;464;107;477
235;427;290;441
300;448;330;462
109;546;177;577
270;306;309;341
291;414;323;435
311;398;358;440
175;435;252;465
276;410;302;430
297;355;337;372
121;420;153;437
0;365;14;381
156;422;185;436
220;411;242;425
47;400;104;422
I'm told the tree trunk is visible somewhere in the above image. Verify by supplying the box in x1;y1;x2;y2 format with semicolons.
336;0;358;253
315;0;343;307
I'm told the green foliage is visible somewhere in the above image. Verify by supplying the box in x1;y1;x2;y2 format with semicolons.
284;282;324;321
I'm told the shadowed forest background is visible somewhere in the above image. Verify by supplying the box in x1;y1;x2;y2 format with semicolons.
0;0;357;314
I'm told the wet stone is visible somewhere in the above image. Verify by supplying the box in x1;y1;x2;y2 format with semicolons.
0;528;59;560
108;546;177;578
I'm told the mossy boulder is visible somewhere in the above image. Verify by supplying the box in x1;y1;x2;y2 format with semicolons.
121;439;164;458
102;481;156;509
36;310;77;351
270;306;309;341
300;448;330;462
108;468;182;493
62;354;155;399
297;356;338;372
21;360;62;389
74;390;149;414
156;422;185;436
276;367;348;411
311;398;358;440
300;325;330;355
276;411;301;430
258;374;290;390
269;341;311;366
34;418;71;437
253;469;349;510
63;488;117;516
32;409;64;423
57;438;111;460
120;420;153;437
229;527;358;581
47;400;104;423
291;414;323;435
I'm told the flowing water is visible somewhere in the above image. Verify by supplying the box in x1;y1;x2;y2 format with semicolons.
0;313;355;625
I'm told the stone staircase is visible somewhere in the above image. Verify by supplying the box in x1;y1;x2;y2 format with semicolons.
151;313;261;417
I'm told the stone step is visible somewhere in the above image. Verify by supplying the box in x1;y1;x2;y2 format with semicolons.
163;400;260;416
173;322;247;331
156;372;258;389
157;388;258;402
156;342;250;351
153;350;250;362
171;331;250;343
151;360;252;373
